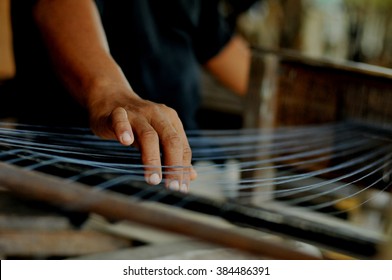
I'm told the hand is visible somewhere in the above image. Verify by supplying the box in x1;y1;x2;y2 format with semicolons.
88;92;197;192
32;0;198;192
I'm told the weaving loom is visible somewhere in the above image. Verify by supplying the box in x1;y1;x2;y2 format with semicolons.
1;49;392;259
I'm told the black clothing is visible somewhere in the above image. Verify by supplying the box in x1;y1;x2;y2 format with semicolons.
10;0;232;130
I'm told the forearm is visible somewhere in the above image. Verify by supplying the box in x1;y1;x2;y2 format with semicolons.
32;0;196;189
204;35;251;96
33;0;136;108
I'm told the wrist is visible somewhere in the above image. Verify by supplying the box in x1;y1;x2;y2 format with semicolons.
85;80;141;118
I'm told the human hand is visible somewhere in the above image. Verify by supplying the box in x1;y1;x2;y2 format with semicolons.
88;94;197;192
32;0;197;190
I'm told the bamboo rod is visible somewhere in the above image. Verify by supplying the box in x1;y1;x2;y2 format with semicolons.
0;161;320;260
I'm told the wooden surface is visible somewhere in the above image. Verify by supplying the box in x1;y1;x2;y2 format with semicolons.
243;48;392;129
203;48;392;252
201;47;392;129
0;229;131;257
0;191;132;258
70;240;261;260
0;161;321;260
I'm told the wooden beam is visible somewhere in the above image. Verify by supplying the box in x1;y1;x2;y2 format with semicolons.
0;161;320;260
0;230;131;257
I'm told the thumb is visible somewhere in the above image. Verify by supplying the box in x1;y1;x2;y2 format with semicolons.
110;107;134;146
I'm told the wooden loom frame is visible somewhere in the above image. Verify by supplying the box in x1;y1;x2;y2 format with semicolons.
202;47;392;257
1;48;392;259
243;47;392;129
0;139;388;259
0;161;320;260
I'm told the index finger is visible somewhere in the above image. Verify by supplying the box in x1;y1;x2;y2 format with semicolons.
131;117;163;186
110;107;134;146
151;107;190;192
110;107;162;186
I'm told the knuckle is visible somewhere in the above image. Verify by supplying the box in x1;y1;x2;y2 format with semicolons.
142;155;161;164
149;104;162;115
140;128;158;140
165;133;182;146
111;118;128;127
112;107;125;115
143;102;163;116
183;145;192;159
159;104;178;117
166;107;179;119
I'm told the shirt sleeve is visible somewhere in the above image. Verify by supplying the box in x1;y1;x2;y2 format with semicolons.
193;0;233;64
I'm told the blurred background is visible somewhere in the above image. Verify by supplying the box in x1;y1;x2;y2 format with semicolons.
233;0;392;67
1;0;392;128
1;0;392;260
1;0;392;83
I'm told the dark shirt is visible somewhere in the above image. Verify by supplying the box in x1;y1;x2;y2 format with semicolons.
10;0;232;130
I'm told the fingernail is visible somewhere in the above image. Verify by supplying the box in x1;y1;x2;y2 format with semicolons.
148;173;161;185
180;183;188;193
120;132;133;145
169;180;180;191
